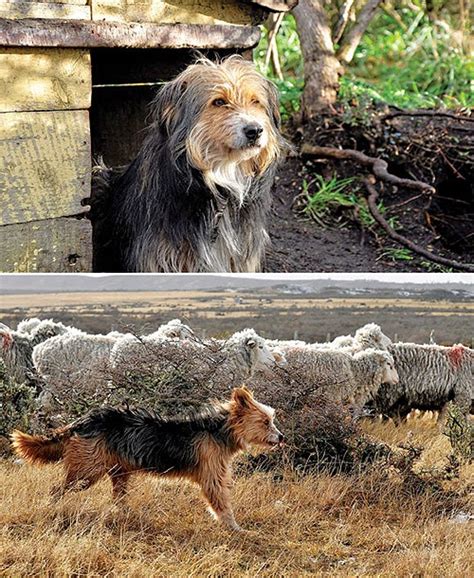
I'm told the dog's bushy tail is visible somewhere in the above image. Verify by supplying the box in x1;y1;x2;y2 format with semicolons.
11;428;71;464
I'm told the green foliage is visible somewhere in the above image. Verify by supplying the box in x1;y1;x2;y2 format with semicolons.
379;247;414;262
254;15;303;120
0;359;36;443
343;7;473;109
254;7;471;114
300;174;374;228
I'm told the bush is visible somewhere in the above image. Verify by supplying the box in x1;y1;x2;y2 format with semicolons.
0;360;36;455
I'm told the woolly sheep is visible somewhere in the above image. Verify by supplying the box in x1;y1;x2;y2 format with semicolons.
0;320;73;383
371;343;473;422
33;320;197;409
110;328;281;393
278;346;399;407
16;318;42;334
317;323;392;353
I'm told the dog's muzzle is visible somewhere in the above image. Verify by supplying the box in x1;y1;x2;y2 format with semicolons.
243;123;263;145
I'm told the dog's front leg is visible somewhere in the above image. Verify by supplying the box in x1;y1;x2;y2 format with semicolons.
199;466;242;531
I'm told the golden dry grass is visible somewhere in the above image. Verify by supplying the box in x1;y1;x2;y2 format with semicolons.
1;421;473;578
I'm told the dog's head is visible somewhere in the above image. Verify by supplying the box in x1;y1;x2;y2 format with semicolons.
152;56;286;181
228;386;283;449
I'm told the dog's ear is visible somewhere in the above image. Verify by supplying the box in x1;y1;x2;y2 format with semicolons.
231;386;254;407
152;76;188;135
265;80;281;130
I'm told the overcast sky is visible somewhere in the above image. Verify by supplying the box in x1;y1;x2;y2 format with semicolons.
213;273;474;284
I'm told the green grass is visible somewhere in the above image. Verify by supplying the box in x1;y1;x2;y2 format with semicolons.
254;7;472;113
300;175;376;228
379;247;414;262
342;8;473;109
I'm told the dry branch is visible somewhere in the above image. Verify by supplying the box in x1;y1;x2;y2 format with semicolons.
301;144;436;193
383;110;474;123
365;179;474;272
333;0;356;44
338;0;383;63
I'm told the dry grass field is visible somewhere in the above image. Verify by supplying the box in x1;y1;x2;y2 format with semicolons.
1;290;473;345
1;420;472;577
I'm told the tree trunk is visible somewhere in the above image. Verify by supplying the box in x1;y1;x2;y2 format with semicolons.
293;0;343;119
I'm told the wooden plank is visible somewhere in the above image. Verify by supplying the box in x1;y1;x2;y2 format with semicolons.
0;48;91;112
0;1;90;19
0;109;90;226
34;0;88;5
0;217;92;272
0;19;261;48
248;0;297;11
91;0;262;26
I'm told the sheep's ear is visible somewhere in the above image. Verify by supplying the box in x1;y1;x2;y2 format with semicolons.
231;386;254;407
246;339;256;349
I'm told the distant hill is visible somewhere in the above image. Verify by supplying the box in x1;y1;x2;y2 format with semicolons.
0;274;472;300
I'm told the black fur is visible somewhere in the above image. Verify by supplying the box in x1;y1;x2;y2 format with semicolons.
70;404;235;473
92;59;282;273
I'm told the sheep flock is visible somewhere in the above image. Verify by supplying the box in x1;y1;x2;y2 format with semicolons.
1;318;472;425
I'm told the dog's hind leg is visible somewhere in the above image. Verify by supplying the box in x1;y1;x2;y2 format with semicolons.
52;437;108;498
108;467;131;502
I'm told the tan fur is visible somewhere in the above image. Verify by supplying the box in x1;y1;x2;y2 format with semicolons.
10;388;282;531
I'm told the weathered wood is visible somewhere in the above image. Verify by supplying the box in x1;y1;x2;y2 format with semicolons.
91;0;262;26
0;109;90;226
0;1;90;20
0;18;261;48
0;217;92;272
33;0;88;5
0;48;91;112
248;0;297;11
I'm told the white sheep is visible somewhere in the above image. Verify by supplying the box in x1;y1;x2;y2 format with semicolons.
273;345;399;408
372;343;473;422
317;323;392;353
110;328;281;394
0;320;73;383
16;318;42;334
33;319;197;408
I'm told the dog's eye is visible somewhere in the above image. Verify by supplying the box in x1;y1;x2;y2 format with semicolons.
212;98;227;107
251;98;260;105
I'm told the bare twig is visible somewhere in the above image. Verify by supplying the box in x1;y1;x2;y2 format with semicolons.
333;0;356;44
338;0;383;63
383;110;474;122
365;179;474;272
265;12;285;80
301;144;436;193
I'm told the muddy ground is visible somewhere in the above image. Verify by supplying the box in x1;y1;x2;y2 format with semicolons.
265;108;473;272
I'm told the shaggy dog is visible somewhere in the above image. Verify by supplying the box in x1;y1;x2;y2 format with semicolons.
11;387;283;531
94;56;287;272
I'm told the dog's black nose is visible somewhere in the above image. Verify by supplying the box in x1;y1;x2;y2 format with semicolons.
243;124;263;142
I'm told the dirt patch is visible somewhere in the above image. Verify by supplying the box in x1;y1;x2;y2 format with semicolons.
265;107;473;272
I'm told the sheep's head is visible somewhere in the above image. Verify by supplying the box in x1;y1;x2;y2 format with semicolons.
156;319;195;340
270;347;288;368
355;323;392;351
354;349;399;388
246;335;276;374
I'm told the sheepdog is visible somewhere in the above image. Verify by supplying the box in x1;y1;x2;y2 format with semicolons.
11;387;283;531
94;55;287;273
